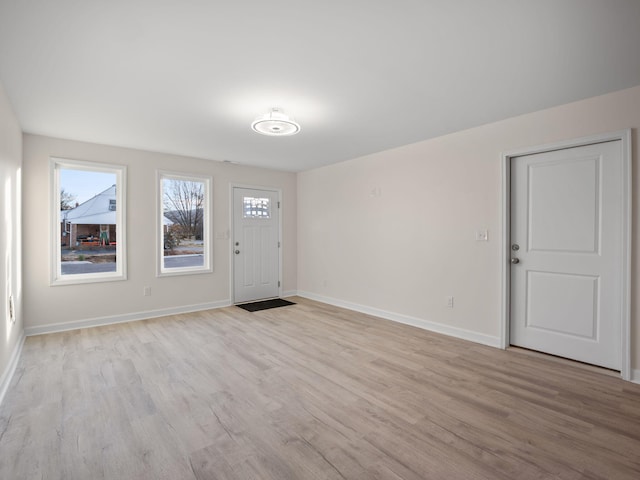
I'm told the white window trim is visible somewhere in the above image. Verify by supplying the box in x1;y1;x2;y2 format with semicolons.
157;170;213;277
50;157;127;286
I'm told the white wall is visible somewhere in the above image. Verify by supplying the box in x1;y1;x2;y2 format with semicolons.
0;81;23;397
22;135;297;332
298;85;640;372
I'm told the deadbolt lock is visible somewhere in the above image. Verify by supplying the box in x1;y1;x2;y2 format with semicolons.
511;244;519;251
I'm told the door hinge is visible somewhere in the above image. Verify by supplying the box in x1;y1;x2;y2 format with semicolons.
278;241;281;248
278;281;281;287
277;201;280;208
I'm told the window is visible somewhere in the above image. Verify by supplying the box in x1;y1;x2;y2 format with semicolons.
243;196;271;218
158;172;211;276
51;158;127;285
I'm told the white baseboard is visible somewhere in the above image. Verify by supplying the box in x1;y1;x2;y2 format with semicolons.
0;332;25;407
631;369;640;385
281;290;298;298
24;299;232;337
297;291;501;348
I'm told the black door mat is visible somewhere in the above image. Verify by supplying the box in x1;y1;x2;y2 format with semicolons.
236;298;296;312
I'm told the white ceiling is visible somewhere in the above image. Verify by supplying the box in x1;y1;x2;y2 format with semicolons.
1;1;639;172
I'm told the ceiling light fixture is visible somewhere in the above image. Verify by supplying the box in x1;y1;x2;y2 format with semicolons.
251;107;300;136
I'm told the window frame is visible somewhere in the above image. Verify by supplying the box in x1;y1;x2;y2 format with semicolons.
157;170;212;277
50;157;127;286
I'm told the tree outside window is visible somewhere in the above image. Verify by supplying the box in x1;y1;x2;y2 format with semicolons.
159;172;211;275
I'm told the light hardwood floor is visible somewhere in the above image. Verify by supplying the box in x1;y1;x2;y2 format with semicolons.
1;297;640;479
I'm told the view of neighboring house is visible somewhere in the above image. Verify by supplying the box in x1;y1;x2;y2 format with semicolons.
61;185;117;248
60;184;175;250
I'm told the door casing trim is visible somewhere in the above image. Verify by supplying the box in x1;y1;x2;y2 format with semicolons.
500;129;632;381
229;183;283;304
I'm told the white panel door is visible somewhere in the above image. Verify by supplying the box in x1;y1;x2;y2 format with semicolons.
233;187;279;303
510;141;623;369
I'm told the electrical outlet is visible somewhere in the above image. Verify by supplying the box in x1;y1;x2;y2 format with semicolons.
446;296;454;308
8;295;15;323
143;286;151;297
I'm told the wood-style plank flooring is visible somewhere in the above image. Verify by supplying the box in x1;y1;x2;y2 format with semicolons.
1;297;640;479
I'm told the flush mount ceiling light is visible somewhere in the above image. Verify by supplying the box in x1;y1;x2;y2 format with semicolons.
251;107;300;136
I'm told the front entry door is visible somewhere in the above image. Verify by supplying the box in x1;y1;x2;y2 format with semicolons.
233;187;280;303
510;140;624;370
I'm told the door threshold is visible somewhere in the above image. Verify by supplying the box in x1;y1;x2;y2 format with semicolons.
235;296;278;306
507;346;620;378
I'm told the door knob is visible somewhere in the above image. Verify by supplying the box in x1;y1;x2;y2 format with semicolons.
511;258;520;264
235;250;240;255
